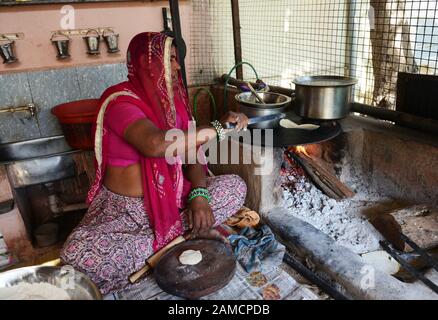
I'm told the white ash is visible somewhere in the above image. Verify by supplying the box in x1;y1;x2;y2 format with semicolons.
281;152;386;254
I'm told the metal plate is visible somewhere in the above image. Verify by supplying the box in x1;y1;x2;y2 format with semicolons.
0;266;102;300
154;239;236;299
231;111;342;147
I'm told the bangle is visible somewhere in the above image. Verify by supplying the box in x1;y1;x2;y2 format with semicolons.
188;187;211;203
211;120;225;142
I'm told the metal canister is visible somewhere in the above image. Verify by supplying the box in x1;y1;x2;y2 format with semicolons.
293;76;357;120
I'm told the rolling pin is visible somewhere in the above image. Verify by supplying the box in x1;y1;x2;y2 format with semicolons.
128;234;188;284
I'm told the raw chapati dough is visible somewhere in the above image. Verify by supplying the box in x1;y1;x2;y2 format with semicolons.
279;119;320;130
179;250;202;265
0;282;71;300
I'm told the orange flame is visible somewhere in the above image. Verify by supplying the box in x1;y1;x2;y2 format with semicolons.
293;145;310;157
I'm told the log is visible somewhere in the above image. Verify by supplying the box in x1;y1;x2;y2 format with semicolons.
286;151;355;201
219;74;294;97
351;102;438;135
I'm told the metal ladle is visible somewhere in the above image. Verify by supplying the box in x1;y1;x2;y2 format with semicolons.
247;82;265;104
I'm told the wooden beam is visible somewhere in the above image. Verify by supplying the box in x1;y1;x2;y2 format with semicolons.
231;0;243;80
351;102;438;136
169;0;188;89
219;74;293;96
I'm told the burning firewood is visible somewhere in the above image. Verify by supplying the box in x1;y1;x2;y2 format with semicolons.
285;145;355;201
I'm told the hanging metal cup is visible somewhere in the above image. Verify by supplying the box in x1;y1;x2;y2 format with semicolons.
103;28;120;53
51;32;71;60
0;38;18;64
83;29;100;55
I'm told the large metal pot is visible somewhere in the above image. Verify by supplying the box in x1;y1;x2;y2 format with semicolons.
235;92;291;128
292;76;357;120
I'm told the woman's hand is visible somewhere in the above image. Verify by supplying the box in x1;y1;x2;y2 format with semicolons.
220;111;249;131
187;196;215;236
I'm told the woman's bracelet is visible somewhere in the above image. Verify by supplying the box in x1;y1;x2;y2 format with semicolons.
188;187;211;203
211;120;225;142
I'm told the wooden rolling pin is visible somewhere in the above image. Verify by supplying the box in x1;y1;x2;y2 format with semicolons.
128;234;188;284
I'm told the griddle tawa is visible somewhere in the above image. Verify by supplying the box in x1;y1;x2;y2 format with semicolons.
231;111;342;147
154;239;236;299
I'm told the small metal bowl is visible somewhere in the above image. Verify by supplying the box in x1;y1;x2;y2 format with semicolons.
235;92;291;128
235;91;292;108
0;266;102;300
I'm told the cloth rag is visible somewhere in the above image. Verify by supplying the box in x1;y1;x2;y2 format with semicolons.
228;224;285;273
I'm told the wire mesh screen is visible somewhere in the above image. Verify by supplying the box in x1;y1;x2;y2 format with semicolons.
189;0;438;109
189;0;235;86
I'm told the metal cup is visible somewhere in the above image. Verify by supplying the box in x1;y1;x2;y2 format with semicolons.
103;29;120;53
0;40;18;64
83;29;100;55
51;33;71;59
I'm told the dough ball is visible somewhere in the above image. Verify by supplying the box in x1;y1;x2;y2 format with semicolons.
179;250;202;265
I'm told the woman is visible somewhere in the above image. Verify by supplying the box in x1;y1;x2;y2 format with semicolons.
60;32;248;295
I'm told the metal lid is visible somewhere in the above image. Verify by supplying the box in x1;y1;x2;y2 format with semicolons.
293;75;357;87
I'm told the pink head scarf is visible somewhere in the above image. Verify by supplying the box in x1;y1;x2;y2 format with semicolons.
87;32;192;251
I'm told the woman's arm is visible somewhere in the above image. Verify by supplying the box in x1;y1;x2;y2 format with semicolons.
124;118;216;158
123;111;249;158
184;163;207;189
184;163;214;234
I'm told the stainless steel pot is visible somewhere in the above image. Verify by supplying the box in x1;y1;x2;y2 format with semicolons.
292;76;357;120
235;92;291;128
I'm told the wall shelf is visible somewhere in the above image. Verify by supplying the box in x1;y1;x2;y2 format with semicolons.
0;33;24;41
51;27;114;37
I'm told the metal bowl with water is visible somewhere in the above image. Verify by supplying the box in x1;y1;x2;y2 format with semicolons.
0;266;102;300
235;92;291;128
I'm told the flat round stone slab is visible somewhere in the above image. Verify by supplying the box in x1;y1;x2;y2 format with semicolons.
154;239;236;299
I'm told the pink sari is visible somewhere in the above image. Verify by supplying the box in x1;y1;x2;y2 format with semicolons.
87;32;192;251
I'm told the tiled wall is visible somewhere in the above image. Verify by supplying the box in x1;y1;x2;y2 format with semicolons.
0;63;128;144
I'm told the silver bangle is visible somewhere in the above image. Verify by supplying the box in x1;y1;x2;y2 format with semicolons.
211;120;225;142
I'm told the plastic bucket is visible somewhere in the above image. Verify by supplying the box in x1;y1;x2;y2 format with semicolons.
51;99;99;150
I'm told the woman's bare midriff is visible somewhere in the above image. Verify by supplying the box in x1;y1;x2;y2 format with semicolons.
103;163;144;197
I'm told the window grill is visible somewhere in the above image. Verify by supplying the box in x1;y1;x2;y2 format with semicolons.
189;0;438;109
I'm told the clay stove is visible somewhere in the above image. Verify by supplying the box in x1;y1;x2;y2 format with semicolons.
210;114;438;299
